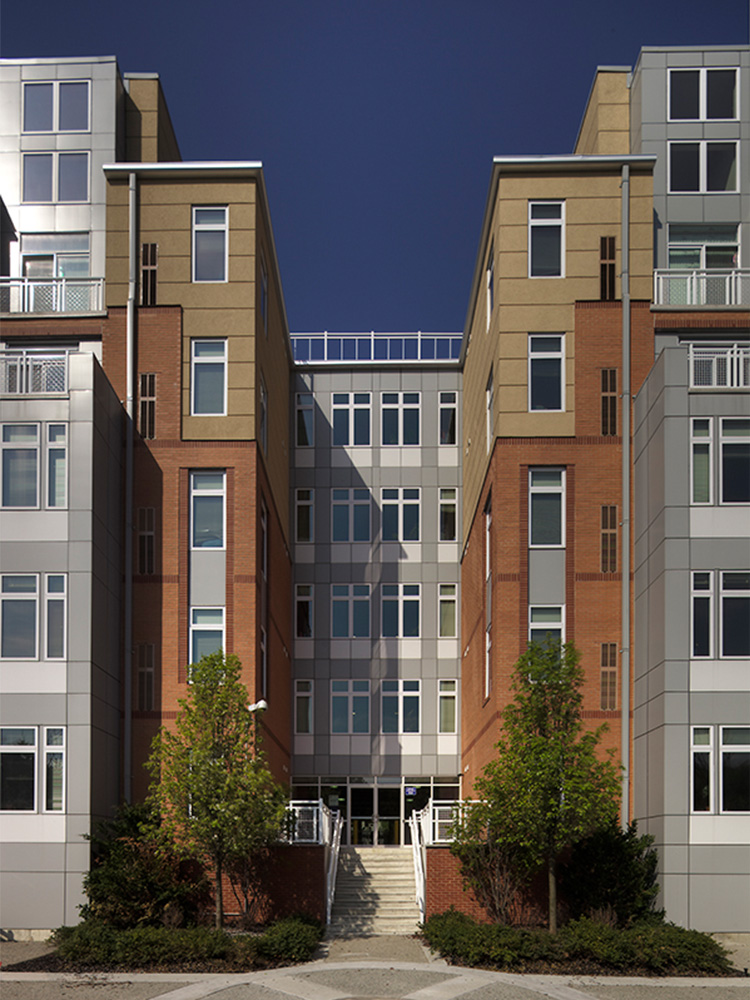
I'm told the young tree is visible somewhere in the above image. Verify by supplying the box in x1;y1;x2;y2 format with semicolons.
453;641;621;933
146;652;288;928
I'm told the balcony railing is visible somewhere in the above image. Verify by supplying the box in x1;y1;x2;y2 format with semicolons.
291;330;462;364
0;350;69;396
689;344;750;390
653;268;750;308
0;276;104;314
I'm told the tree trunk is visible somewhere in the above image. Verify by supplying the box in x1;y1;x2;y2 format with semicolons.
548;855;557;935
215;858;224;929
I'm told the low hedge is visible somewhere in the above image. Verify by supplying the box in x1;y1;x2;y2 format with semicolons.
422;909;735;975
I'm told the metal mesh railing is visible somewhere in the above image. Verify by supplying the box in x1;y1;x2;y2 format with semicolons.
0;277;104;314
689;345;750;389
654;269;750;307
0;351;69;395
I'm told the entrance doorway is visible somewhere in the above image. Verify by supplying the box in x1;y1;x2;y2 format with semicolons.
349;785;401;846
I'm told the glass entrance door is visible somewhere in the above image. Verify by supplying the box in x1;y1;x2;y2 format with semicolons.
348;784;403;845
350;785;374;845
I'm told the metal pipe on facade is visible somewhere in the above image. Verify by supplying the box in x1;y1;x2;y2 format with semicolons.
123;171;137;802
620;163;631;825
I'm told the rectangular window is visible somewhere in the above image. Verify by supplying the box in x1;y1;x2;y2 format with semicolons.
0;728;37;811
296;393;314;447
692;727;712;812
439;391;457;445
438;679;457;733
332;392;371;446
44;727;65;812
138;507;156;575
601;369;617;436
529;201;564;277
382;488;419;542
23;80;89;132
382;679;420;734
192;207;227;282
1;575;38;659
382;392;419;446
47;425;67;507
692;571;712;658
720;419;750;504
58;153;88;202
331;680;369;734
486;242;494;330
529;469;564;547
332;488;370;542
669;142;738;193
600;643;617;710
1;425;39;508
295;680;313;734
721;572;750;657
382;584;420;638
139;374;156;441
23;82;53;132
601;505;617;573
669;68;737;121
45;575;66;660
22;151;90;203
23;153;53;202
141;243;158;306
295;585;313;638
191;471;225;549
259;377;268;452
191;340;226;416
439;488;457;541
691;419;712;504
439;584;457;638
190;607;224;663
721;727;750;812
137;643;155;712
331;584;370;638
486;369;493;452
529;606;564;646
529;335;563;411
296;489;313;543
600;237;616;301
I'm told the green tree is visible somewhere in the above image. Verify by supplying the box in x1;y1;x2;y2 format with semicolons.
453;641;621;933
146;652;288;928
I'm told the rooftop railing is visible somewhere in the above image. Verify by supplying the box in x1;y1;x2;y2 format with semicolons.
0;350;69;396
0;276;104;314
291;331;462;364
653;268;750;308
689;344;750;390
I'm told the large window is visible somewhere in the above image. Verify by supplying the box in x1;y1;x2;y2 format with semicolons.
529;201;564;277
295;680;313;734
691;570;750;658
331;680;369;734
382;679;420;733
439;391;457;445
669;142;737;193
721;419;750;504
23;81;89;132
439;584;457;638
382;392;419;446
331;584;370;638
439;488;457;541
529;606;564;646
295;585;313;638
296;393;314;447
1;575;67;661
528;335;563;411
191;471;225;549
23;152;88;203
529;469;564;547
191;340;226;416
669;68;737;121
0;727;65;813
192;207;227;282
1;423;66;510
382;488;419;542
668;225;738;272
332;489;370;542
332;393;370;446
721;727;750;812
382;584;420;638
190;608;224;663
438;680;457;733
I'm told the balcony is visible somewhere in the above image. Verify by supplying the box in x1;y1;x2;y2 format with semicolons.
653;268;750;308
291;330;462;364
0;350;69;396
689;344;750;389
0;276;104;315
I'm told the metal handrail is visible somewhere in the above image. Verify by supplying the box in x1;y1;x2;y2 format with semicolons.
408;808;426;925
653;268;750;307
0;276;104;314
0;349;69;396
689;343;750;389
326;809;343;925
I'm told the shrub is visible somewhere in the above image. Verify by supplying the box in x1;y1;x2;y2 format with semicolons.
50;923;236;968
257;916;323;963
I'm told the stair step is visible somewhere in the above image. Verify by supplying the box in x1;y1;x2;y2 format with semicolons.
331;846;420;934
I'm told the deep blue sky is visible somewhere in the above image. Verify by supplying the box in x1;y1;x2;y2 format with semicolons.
1;1;747;332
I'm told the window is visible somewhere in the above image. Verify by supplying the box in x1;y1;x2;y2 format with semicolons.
45;576;66;660
529;606;564;646
382;584;420;637
529;201;564;277
600;237;616;301
382;488;419;542
191;340;226;416
529;335;563;411
692;726;712;812
601;369;617;436
1;425;38;508
721;727;750;812
669;68;737;121
137;373;157;440
600;643;617;710
192;207;227;282
529;469;564;547
439;391;457;445
332;584;370;638
333;393;370;446
190;608;224;663
295;585;313;638
439;488;457;541
23;152;88;202
295;680;313;734
601;505;617;573
296;393;314;447
260;252;268;332
191;472;225;549
486;369;493;452
721;419;750;504
691;418;712;504
382;392;419;446
296;489;313;543
259;377;268;452
47;425;67;507
141;244;158;306
382;679;420;733
0;727;65;813
439;584;457;638
721;572;750;657
692;571;712;658
1;576;38;659
331;680;369;734
668;225;738;272
137;643;155;712
486;242;494;330
137;508;155;575
669;142;737;193
23;80;89;132
439;680;458;733
332;489;370;542
23;154;52;202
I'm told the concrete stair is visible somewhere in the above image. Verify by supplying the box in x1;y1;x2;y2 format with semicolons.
328;846;420;936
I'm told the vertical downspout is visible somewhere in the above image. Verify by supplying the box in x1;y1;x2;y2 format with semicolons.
620;163;631;825
124;171;137;802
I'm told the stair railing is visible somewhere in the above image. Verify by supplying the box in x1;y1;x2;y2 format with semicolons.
326;808;343;925
408;806;428;924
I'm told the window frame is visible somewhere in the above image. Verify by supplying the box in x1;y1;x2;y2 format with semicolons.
22;151;89;203
0;727;38;812
139;373;157;440
601;504;617;574
691;418;713;505
439;488;457;541
600;642;617;711
331;488;370;543
439;391;457;445
439;583;457;638
381;487;420;543
720;726;750;813
692;571;713;659
691;726;713;813
45;574;66;661
668;141;739;194
720;418;750;505
381;392;420;446
295;392;314;448
43;726;65;813
529;468;565;548
23;80;90;133
601;368;617;437
529;605;565;646
528;335;564;412
190;471;226;550
332;392;371;446
295;488;314;543
381;679;421;734
331;584;370;638
528;200;565;278
720;571;750;658
331;679;370;734
191;206;228;283
295;679;313;734
189;607;224;665
1;575;39;660
668;68;738;122
438;679;458;734
1;423;40;509
382;583;420;638
190;340;227;417
295;584;313;639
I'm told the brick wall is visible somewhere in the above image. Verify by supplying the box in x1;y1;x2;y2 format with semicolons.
211;845;326;924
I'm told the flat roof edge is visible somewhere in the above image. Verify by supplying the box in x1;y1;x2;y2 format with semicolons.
491;154;655;165
0;55;118;65
103;161;263;173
